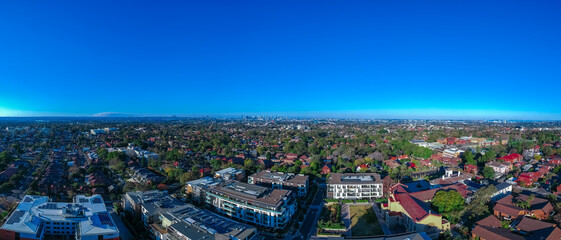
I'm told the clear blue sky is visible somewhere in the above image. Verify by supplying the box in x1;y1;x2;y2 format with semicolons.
1;1;560;119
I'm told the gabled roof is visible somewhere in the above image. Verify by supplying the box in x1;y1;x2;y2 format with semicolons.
494;203;524;217
472;225;525;240
476;215;502;228
514;217;555;232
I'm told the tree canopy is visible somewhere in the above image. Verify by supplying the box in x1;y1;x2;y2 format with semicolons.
432;190;465;213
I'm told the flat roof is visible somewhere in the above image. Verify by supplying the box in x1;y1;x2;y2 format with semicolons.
1;195;118;236
327;173;383;185
165;203;257;240
208;181;292;210
250;171;309;185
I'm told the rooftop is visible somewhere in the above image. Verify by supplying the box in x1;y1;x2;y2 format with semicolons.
328;173;383;185
1;195;118;237
250;171;309;185
207;181;293;210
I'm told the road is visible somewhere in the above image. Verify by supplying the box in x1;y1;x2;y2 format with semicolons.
296;184;326;240
107;207;134;240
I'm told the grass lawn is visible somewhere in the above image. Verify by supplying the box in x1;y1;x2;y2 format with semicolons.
350;205;384;236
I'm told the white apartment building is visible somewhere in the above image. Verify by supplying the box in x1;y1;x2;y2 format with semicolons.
327;173;383;199
0;195;119;240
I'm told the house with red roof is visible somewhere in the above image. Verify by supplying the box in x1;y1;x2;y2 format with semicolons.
198;166;212;177
384;160;401;169
550;158;561;165
446;137;456;145
356;164;369;172
398;155;409;160
517;172;535;187
464;164;478;174
284;153;298;161
499;153;523;164
420;159;432;167
321;164;332;175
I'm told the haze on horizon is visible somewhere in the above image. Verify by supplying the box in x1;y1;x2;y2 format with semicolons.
1;1;560;120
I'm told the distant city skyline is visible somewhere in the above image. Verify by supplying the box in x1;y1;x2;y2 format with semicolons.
1;1;560;119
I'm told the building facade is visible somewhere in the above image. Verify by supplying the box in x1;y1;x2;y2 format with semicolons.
327;173;383;199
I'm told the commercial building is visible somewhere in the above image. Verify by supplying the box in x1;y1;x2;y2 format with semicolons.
0;195;119;240
327;173;383;199
205;181;296;229
248;171;309;197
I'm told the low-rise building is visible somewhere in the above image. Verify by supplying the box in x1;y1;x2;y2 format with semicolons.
248;171;309;197
0;195;119;240
491;183;512;201
494;194;554;220
442;148;464;158
214;167;245;181
381;183;471;239
185;176;221;203
327;173;383;199
486;161;511;175
205;180;296;229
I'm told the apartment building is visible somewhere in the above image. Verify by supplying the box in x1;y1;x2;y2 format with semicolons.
0;195;119;240
205;181;296;229
214;167;245;181
248;171;309;197
327;173;383;199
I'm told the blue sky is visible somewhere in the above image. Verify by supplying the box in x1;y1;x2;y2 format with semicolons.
1;1;560;119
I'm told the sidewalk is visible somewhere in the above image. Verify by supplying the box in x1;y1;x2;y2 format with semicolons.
372;203;392;235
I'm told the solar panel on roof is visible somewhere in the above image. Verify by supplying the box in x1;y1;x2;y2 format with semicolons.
23;197;33;203
92;198;102;204
6;211;25;224
79;198;89;203
39;203;58;209
98;213;114;227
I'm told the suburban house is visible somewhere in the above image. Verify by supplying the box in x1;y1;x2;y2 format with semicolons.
499;153;523;164
494;194;554;220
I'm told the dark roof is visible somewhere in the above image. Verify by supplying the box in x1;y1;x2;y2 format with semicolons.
494;203;523;217
514;217;555;232
476;215;502;228
208;181;292;209
495;182;512;191
472;225;526;240
527;226;561;240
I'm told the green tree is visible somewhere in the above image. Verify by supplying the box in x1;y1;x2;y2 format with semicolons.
483;167;495;179
432;190;465;213
463;151;476;165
